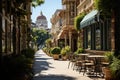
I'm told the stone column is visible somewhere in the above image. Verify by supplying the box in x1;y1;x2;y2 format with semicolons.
111;17;115;51
69;31;72;51
56;39;58;47
64;33;67;46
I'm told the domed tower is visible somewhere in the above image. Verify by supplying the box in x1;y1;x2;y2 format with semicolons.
36;11;48;29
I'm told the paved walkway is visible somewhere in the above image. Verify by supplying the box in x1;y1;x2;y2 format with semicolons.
32;49;105;80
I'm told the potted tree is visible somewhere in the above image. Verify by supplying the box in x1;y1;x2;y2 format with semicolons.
51;47;61;60
61;46;71;60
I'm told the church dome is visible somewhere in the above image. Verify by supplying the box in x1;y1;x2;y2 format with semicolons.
37;11;46;20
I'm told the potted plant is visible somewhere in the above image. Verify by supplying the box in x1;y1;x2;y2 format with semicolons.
74;48;84;55
109;56;120;80
61;48;67;60
103;51;115;80
61;46;71;60
51;47;61;60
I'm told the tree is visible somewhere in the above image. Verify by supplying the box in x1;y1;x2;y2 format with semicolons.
31;28;51;49
32;0;44;7
45;38;52;48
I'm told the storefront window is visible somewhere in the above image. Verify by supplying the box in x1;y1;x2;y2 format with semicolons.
95;27;101;50
87;27;91;49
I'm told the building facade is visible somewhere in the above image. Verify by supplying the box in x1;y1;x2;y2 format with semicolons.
77;0;114;54
36;11;48;30
77;0;94;15
50;9;63;46
53;0;78;52
51;0;115;54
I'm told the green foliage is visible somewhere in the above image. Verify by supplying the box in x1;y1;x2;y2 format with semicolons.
31;28;51;47
94;0;114;17
104;51;120;79
21;48;35;59
51;47;61;54
42;46;51;55
104;51;114;65
77;36;82;48
42;47;47;52
65;46;71;53
110;57;120;78
61;48;66;56
2;54;34;79
32;0;44;7
45;38;52;48
61;46;71;56
74;48;84;54
74;13;85;30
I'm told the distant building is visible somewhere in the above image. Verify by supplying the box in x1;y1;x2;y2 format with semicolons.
50;9;63;46
31;22;37;28
36;11;48;30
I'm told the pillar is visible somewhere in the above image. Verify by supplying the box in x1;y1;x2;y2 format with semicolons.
64;34;67;46
111;15;115;51
69;31;72;51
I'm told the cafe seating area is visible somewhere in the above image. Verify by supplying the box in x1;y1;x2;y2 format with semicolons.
67;52;109;78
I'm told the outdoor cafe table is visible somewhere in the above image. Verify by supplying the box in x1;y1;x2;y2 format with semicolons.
87;55;106;63
87;55;106;77
77;53;90;63
77;53;89;60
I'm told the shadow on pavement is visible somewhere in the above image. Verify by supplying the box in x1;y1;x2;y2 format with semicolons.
33;59;54;73
35;57;53;60
32;51;76;80
33;74;77;80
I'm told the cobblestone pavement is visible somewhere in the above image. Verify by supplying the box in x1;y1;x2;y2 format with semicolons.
32;50;105;80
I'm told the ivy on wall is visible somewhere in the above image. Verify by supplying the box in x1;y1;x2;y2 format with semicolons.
94;0;114;17
74;13;85;30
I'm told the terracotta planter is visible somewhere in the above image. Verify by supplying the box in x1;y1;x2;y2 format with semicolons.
102;67;113;80
53;54;59;60
62;56;67;60
62;55;68;60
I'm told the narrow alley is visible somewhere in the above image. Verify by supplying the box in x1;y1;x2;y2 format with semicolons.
32;50;105;80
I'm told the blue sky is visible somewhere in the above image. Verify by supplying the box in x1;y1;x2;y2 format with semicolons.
31;0;62;28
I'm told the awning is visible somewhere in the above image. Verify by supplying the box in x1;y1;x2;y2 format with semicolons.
80;10;99;28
